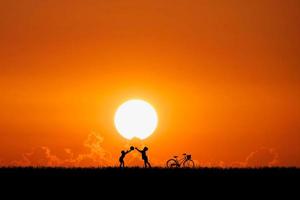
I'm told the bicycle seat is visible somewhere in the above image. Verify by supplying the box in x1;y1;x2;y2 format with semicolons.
182;153;187;155
173;156;178;158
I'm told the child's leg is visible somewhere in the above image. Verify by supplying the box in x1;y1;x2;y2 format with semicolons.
144;158;149;168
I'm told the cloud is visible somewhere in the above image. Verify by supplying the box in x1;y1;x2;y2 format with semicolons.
12;131;113;167
229;147;280;168
11;133;280;168
243;147;279;167
12;146;60;167
64;131;113;167
198;148;280;168
198;160;226;168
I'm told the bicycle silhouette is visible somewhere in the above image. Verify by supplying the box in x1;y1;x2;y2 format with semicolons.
166;153;195;168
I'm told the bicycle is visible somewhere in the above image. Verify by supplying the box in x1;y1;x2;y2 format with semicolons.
166;153;195;168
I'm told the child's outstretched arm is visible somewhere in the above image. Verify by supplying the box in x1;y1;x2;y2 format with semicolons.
135;147;142;153
125;150;131;154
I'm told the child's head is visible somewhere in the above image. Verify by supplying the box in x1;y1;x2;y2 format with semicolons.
121;150;125;154
143;147;148;151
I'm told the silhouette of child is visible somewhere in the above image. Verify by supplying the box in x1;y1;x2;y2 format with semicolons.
119;146;134;168
135;147;151;168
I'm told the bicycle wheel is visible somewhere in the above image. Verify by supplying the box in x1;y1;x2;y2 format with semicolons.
183;160;195;168
166;159;179;168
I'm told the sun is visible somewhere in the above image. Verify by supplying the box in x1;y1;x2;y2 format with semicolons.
114;99;158;140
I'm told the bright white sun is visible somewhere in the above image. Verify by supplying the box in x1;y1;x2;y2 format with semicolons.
114;99;158;140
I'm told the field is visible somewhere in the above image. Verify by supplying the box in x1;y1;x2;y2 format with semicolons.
1;167;298;181
0;167;298;196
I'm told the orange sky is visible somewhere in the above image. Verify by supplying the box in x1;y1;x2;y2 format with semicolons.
0;0;299;167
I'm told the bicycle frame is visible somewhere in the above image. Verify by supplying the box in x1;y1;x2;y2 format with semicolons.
167;153;194;168
174;156;189;167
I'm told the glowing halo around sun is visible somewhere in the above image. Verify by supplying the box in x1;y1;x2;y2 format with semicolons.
114;99;158;140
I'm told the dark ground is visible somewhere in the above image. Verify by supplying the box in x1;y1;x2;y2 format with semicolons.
0;167;298;197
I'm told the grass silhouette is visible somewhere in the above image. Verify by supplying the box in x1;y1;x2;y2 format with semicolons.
0;167;298;193
0;166;299;178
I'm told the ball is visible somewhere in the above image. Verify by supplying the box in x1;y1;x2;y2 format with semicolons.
130;146;134;151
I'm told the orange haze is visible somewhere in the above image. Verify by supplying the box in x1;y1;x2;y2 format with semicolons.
0;0;299;167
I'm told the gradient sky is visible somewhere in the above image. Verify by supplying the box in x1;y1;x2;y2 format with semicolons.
0;0;299;167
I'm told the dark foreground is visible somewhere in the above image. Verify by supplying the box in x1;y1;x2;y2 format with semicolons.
0;167;298;195
1;166;299;179
0;167;299;182
1;166;299;176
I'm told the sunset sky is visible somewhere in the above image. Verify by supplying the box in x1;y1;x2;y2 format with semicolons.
0;0;299;167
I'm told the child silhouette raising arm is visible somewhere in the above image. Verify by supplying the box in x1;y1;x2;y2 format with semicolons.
135;147;151;168
119;146;134;168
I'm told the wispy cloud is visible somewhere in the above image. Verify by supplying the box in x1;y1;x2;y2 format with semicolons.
195;147;280;168
244;147;279;167
10;135;280;168
12;131;113;167
12;146;60;167
230;147;279;168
